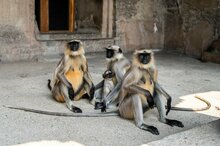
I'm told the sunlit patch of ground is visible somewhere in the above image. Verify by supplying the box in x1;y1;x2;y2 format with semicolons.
13;140;84;146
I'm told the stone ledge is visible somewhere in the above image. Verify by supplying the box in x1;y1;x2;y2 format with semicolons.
35;32;113;41
203;52;220;64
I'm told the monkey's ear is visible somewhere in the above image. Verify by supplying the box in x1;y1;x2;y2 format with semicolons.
119;48;122;53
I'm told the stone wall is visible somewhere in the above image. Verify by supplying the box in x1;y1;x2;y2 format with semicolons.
115;0;164;52
0;0;164;62
1;0;219;62
164;0;220;58
0;0;43;61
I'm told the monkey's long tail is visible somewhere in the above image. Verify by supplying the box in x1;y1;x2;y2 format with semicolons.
3;105;119;117
166;95;211;112
47;79;52;91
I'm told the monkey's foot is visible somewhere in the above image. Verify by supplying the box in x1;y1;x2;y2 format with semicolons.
166;119;184;128
71;106;82;113
140;124;159;135
94;102;105;110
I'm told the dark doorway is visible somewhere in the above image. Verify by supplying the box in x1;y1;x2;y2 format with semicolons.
35;0;102;33
49;0;69;30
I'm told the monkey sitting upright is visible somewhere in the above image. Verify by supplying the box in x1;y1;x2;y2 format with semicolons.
48;40;95;113
117;48;184;135
92;45;130;111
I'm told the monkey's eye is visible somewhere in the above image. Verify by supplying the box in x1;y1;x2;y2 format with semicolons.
139;54;144;61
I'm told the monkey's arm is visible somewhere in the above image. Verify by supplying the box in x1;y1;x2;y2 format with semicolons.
124;84;154;108
95;69;115;90
155;82;172;115
56;60;75;99
120;69;154;108
122;68;149;96
125;85;152;98
147;68;171;115
103;82;121;106
148;66;158;82
114;59;130;81
104;59;130;105
81;63;94;87
95;80;104;90
81;63;95;99
55;58;72;88
57;73;72;88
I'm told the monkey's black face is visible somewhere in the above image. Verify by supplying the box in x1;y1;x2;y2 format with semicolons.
138;53;151;64
69;41;80;51
106;49;115;58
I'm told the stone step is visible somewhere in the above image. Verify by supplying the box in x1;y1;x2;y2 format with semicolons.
144;119;220;146
203;52;220;64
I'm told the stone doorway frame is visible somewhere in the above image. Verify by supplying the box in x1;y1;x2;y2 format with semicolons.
36;0;114;40
101;0;114;38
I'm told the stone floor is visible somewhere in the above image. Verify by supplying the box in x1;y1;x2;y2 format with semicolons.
0;52;219;146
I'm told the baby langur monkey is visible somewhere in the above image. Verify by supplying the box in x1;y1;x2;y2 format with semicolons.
118;48;184;135
92;45;130;111
48;40;95;113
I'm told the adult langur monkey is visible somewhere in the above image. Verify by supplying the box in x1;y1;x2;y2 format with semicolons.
92;45;131;111
47;40;95;113
117;48;184;135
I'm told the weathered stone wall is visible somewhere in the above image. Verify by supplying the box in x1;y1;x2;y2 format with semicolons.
164;0;219;58
0;0;164;61
2;0;219;61
0;0;43;61
115;0;165;52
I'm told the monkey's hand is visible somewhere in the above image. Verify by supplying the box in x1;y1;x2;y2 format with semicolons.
95;102;106;112
68;87;75;100
146;93;154;109
103;70;114;79
101;105;106;112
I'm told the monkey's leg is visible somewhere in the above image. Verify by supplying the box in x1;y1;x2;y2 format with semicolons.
61;84;82;113
95;80;104;90
154;91;184;128
102;79;114;101
52;84;65;102
95;79;114;110
155;82;171;115
90;88;102;106
90;80;105;105
132;95;159;135
104;82;121;107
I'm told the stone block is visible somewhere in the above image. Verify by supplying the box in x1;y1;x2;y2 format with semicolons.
164;14;184;51
183;0;218;9
184;21;214;57
203;52;220;64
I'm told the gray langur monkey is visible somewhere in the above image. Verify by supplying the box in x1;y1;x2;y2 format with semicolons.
47;40;95;113
117;48;184;135
92;45;131;111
